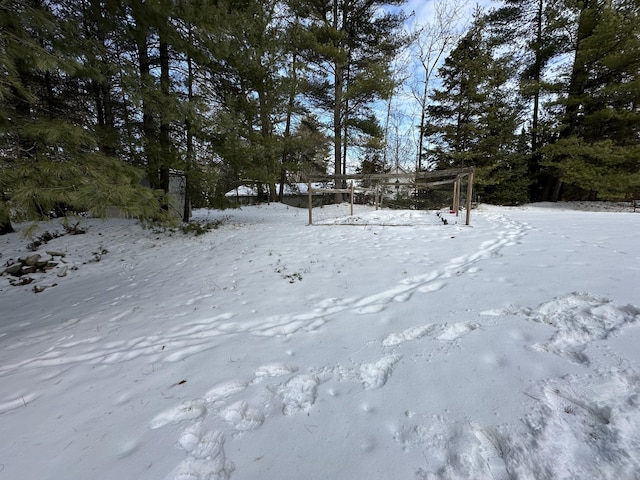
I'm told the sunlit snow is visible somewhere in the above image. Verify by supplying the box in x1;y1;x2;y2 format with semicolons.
0;202;639;479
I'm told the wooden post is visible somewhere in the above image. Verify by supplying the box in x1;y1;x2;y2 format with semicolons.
456;175;462;216
375;185;379;210
350;181;354;216
465;172;474;226
308;180;313;225
452;177;459;214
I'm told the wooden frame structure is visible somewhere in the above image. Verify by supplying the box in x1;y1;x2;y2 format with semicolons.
305;167;475;226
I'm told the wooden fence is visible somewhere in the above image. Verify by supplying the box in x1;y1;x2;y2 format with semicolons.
304;167;475;226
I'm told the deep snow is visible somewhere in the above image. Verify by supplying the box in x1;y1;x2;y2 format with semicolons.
0;202;639;480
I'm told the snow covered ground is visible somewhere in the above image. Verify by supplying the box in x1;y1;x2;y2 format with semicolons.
0;202;639;480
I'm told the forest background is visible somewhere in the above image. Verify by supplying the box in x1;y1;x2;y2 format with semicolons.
1;0;639;233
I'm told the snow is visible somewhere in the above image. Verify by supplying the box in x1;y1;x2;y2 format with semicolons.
0;202;639;480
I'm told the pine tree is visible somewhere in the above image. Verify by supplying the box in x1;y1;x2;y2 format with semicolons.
542;0;640;200
425;15;492;168
486;0;571;200
0;0;167;233
293;0;406;202
425;13;528;204
287;115;331;177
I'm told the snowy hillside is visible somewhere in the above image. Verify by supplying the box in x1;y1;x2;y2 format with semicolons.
1;203;639;480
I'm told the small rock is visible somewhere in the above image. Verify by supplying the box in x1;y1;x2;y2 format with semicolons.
5;264;22;276
56;265;68;277
36;257;53;268
46;250;66;257
34;283;58;293
21;265;37;275
22;254;42;266
45;261;59;270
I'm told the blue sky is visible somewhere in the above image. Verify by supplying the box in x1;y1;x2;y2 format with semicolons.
372;0;499;173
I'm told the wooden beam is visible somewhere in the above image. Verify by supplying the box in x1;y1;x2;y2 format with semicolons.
305;167;475;182
350;181;354;216
465;171;474;226
308;180;312;225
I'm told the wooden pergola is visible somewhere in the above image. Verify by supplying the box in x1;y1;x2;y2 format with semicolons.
305;167;475;226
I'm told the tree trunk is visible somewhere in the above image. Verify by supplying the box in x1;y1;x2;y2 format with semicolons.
184;32;194;223
342;59;350;179
159;36;171;195
545;0;597;201
417;77;428;171
88;0;117;157
136;30;159;190
563;1;597;139
279;51;297;202
529;0;544;200
332;0;343;204
334;61;343;204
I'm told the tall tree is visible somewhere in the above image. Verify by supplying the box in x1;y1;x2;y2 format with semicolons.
425;15;492;168
425;13;527;204
542;0;640;200
412;0;467;171
0;0;166;232
486;0;570;200
294;0;405;201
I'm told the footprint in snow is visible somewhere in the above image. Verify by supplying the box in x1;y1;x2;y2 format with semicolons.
382;322;477;348
359;354;402;390
542;384;610;425
273;374;327;415
149;399;207;429
253;363;298;380
383;325;436;347
355;304;386;315
172;444;234;480
205;380;249;404
472;425;511;480
436;322;479;342
220;400;264;431
178;423;225;459
173;424;235;480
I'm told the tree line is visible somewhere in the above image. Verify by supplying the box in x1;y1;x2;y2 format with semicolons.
419;0;640;205
1;0;404;233
1;0;639;234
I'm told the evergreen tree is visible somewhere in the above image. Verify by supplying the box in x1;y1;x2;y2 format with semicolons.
425;15;492;168
293;0;406;201
425;13;528;204
287;115;331;178
0;0;166;233
197;0;294;202
486;0;571;200
542;0;640;200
